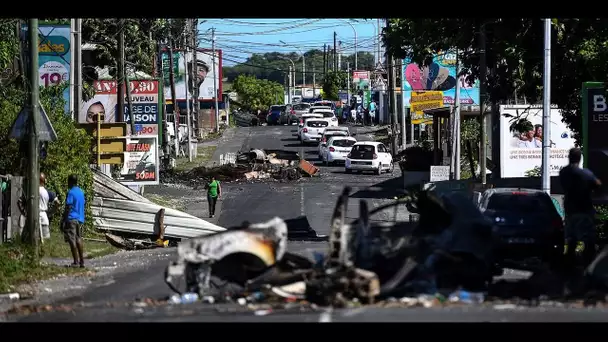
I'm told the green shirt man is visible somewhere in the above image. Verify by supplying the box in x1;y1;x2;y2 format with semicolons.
206;176;221;218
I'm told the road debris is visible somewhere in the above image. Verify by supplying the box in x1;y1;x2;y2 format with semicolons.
105;233;170;251
160;149;313;187
161;185;608;310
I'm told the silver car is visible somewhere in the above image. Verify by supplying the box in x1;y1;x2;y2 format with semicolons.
292;103;311;118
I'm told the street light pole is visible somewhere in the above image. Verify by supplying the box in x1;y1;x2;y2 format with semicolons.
280;41;305;90
541;18;552;195
343;20;357;70
279;56;295;101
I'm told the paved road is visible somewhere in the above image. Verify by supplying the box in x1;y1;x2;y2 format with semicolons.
9;125;607;321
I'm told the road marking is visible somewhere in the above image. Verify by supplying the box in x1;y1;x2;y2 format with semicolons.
319;310;332;323
342;307;366;317
300;183;305;216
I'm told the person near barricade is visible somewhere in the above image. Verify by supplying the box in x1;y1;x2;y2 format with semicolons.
559;147;602;270
205;175;221;218
62;174;86;268
39;172;59;242
369;99;377;126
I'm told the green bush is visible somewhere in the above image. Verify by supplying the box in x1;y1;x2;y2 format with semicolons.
0;85;94;234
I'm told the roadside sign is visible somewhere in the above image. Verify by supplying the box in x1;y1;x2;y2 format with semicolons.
91;138;126;153
10;103;58;142
430;165;450;182
79;122;128;138
582;82;608;202
90;153;124;165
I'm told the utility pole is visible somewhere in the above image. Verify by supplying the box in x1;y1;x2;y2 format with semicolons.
453;51;462;180
192;18;201;136
388;57;398;156
479;24;488;184
287;65;292;104
211;27;219;132
338;41;342;70
333;32;337;71
312;66;316;98
159;40;170;159
124;63;135;137
541;19;552;194
117;19;125;123
167;40;179;158
400;60;406;149
71;19;82;121
346;61;350;105
323;44;327;76
183;23;193;162
69;19;75;119
26;18;41;250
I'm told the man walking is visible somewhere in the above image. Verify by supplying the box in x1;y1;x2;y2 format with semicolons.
369;99;377;126
62;174;86;268
559;148;602;270
205;175;221;218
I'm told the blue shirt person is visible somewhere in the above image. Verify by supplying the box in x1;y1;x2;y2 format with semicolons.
62;174;87;268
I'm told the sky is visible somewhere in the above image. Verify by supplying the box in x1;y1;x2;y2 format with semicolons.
197;19;381;67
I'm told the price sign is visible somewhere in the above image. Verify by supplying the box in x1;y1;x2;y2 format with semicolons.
39;61;68;87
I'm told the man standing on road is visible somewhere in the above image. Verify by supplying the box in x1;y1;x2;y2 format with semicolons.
62;174;86;268
559;148;602;270
206;175;221;218
369;100;377;126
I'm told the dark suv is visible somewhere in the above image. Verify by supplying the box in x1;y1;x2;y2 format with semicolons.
477;188;564;271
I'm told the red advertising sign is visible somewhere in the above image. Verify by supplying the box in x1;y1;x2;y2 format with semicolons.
353;71;370;80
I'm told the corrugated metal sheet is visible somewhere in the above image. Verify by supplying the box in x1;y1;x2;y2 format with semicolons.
92;168;226;239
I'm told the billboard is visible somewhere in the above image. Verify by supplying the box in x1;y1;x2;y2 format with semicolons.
79;80;161;136
27;24;72;114
161;48;222;101
402;50;479;108
353;70;370;81
499;105;577;178
582;83;608;201
115;136;159;186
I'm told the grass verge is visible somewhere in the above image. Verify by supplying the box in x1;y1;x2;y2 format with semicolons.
174;145;217;172
0;243;89;293
146;193;186;211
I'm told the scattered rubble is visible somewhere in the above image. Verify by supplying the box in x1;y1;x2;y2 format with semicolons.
161;185;608;310
161;149;318;187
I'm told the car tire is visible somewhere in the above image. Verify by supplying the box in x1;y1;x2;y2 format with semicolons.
375;167;382;175
388;162;395;173
345;168;351;174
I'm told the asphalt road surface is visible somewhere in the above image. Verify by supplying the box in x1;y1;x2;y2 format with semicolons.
9;125;608;322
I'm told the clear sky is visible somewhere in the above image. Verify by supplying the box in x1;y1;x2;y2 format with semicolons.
197;19;381;67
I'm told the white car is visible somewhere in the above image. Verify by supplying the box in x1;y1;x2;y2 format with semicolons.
301;119;329;144
345;141;394;175
320;136;357;165
317;130;350;158
309;105;332;113
312;109;338;127
297;113;323;139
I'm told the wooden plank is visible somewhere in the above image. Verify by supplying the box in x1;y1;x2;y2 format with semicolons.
91;153;124;165
79;123;128;138
92;138;127;153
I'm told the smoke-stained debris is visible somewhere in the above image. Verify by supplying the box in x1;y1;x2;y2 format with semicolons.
163;186;608;310
160;149;319;187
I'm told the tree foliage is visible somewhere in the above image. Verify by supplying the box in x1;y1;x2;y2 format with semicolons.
322;71;347;101
0;19;94;236
383;18;608;144
223;51;375;86
232;74;284;111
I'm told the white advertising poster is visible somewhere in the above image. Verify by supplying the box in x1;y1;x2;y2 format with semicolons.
115;136;160;186
500;105;578;178
161;49;222;101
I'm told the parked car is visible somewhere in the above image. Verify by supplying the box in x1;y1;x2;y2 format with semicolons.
301;119;329;144
318;130;349;158
311;109;338;127
476;188;565;272
297;113;324;139
345;141;394;175
292;103;311;118
309;105;332;113
279;108;299;125
267;105;286;125
313;100;336;110
320;136;357;165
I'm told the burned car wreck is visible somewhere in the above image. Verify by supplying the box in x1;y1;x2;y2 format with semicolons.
164;186;608;307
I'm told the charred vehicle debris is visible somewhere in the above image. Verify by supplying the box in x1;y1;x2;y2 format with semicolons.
160;149;319;188
162;185;608;309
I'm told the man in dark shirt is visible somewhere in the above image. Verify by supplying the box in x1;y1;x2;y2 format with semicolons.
559;148;602;268
62;174;86;268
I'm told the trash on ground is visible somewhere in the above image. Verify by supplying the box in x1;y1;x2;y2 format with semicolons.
162;185;608;310
105;233;169;251
160;148;314;187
